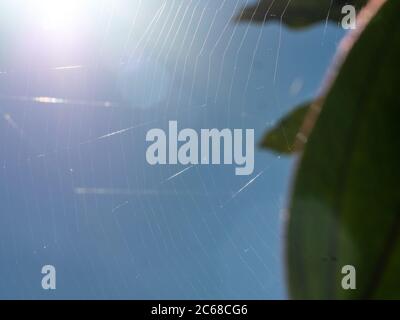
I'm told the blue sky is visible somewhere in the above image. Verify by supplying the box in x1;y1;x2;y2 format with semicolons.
0;0;344;299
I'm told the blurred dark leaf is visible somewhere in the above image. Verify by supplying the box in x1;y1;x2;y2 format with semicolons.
287;0;400;299
260;102;310;154
235;0;368;29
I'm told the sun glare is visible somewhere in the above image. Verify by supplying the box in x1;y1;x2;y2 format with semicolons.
29;0;87;33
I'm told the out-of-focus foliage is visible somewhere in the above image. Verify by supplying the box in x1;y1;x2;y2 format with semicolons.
235;0;368;29
285;0;400;299
260;102;310;154
238;0;400;299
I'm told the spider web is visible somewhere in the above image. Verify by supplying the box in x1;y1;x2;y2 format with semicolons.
0;0;344;299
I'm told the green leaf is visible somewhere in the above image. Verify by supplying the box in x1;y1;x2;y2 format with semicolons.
235;0;368;29
260;102;311;154
287;0;400;299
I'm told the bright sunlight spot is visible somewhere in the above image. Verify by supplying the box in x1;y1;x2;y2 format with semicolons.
27;0;88;34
